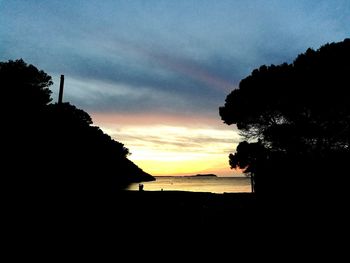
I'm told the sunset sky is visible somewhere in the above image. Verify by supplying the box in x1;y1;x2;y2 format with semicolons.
1;0;349;176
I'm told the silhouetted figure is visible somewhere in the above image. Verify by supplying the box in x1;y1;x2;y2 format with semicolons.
139;183;144;191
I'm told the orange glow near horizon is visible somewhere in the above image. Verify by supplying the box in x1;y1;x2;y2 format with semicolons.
91;112;243;177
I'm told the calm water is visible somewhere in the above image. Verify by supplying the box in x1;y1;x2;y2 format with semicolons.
128;176;252;193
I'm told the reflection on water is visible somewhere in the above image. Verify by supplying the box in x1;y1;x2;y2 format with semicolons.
128;176;251;193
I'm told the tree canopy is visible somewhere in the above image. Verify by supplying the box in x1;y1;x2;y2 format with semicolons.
1;59;52;110
1;59;154;198
220;39;350;196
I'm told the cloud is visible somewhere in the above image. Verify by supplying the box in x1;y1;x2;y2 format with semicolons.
92;114;241;159
117;131;239;154
94;121;241;176
2;0;348;176
2;0;349;118
54;75;228;117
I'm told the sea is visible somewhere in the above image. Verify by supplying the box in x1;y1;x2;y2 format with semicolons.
127;176;252;193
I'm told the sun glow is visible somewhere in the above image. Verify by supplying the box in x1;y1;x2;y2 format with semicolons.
92;112;243;176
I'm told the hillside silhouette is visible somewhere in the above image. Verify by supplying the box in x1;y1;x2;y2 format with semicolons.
220;39;350;208
1;59;154;199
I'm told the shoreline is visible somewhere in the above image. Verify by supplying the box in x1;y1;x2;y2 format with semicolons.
124;189;253;195
128;176;252;193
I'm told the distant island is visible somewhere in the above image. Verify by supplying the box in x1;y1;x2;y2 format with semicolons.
190;174;217;177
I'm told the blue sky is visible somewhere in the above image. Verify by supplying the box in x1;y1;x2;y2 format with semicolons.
1;0;349;175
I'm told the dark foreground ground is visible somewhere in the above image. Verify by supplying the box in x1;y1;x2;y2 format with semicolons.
7;190;257;237
115;190;257;228
11;189;348;230
6;190;349;252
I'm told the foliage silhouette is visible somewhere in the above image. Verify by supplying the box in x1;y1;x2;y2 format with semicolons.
220;39;350;200
1;59;154;200
1;59;52;110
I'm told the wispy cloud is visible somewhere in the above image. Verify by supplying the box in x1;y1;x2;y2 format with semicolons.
92;113;241;175
2;0;349;116
1;0;349;175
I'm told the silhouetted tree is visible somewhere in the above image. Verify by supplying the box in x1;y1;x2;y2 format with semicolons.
1;59;154;200
220;39;350;197
1;59;52;111
229;140;267;193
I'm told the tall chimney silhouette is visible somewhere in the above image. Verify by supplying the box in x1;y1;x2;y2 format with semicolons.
58;74;64;104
